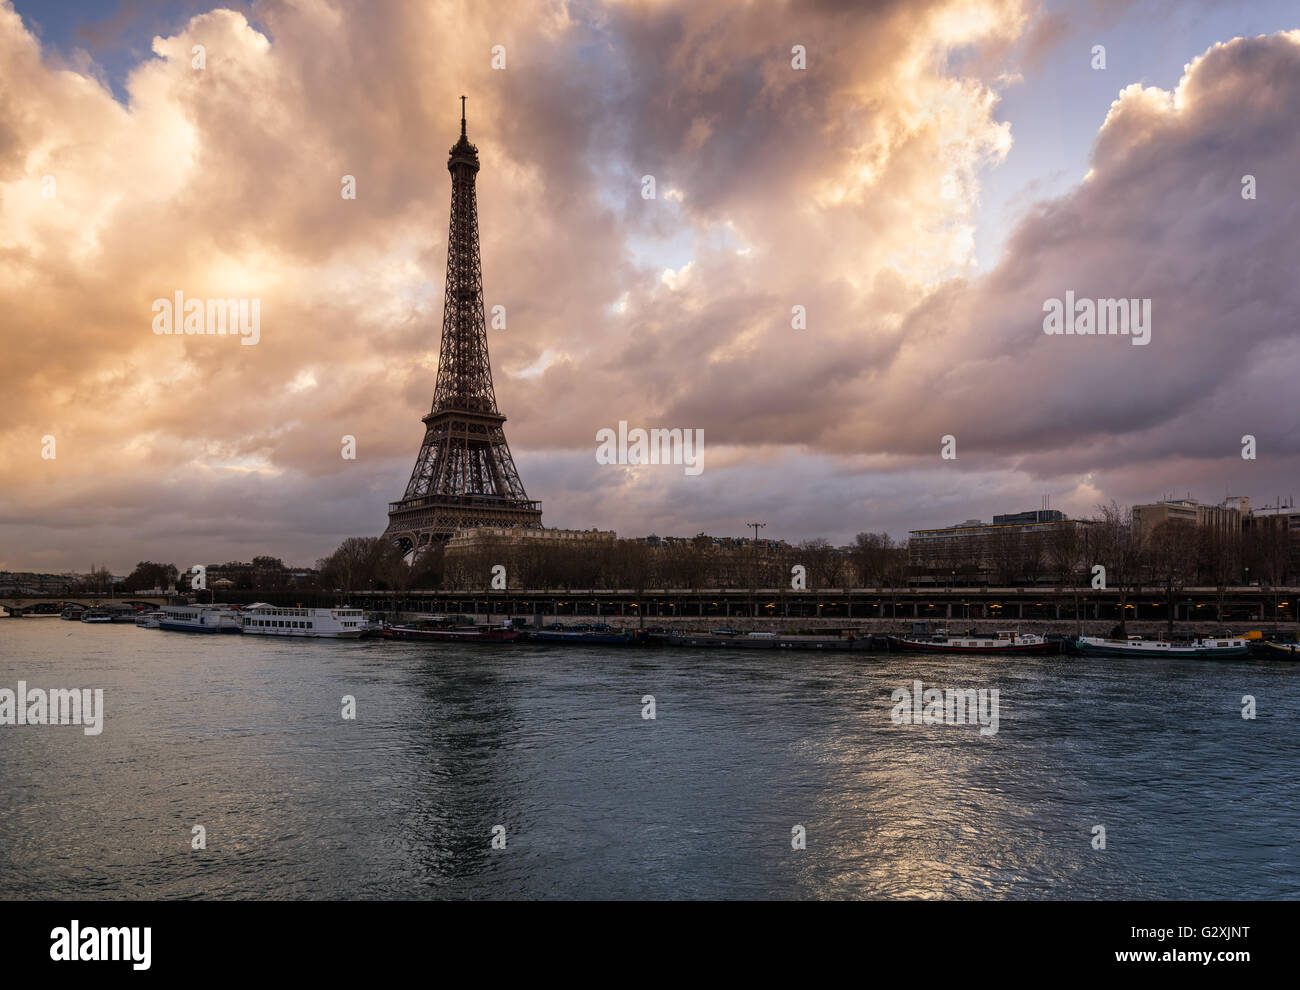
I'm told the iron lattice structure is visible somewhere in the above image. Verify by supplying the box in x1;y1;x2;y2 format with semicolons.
383;99;542;555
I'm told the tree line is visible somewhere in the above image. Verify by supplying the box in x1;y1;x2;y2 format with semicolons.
97;505;1295;629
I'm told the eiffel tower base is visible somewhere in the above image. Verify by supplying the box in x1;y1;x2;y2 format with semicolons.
383;496;543;556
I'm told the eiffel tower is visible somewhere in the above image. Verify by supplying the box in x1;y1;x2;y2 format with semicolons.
383;97;542;555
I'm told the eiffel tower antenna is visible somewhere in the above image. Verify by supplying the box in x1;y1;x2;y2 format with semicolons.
383;98;542;556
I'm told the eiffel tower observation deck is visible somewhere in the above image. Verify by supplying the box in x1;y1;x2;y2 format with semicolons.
383;98;542;556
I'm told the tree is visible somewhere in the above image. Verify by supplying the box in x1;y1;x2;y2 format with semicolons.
1095;501;1145;637
1047;522;1088;632
1019;531;1046;585
852;532;895;587
1197;525;1241;621
318;536;383;591
1145;520;1197;639
798;538;843;589
88;565;113;594
409;545;444;590
1047;523;1080;584
122;561;179;592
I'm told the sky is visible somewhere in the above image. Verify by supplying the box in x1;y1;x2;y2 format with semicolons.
2;0;1299;573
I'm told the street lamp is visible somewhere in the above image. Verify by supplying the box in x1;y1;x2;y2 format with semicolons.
747;522;766;620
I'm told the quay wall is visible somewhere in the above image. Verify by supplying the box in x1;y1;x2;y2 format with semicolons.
397;612;1295;637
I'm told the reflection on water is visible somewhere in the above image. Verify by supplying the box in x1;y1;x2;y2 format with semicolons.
0;620;1296;899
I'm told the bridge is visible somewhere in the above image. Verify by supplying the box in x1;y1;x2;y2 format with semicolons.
0;595;171;617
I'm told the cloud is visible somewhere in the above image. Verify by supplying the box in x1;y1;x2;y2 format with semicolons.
0;1;1296;568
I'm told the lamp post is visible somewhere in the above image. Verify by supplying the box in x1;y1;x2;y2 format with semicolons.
748;522;766;620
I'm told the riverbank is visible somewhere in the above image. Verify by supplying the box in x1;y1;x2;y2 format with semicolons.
392;612;1297;639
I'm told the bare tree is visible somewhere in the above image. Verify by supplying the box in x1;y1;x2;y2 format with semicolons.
1145;520;1197;639
853;532;895;587
1095;501;1145;637
989;527;1021;586
1197;525;1241;622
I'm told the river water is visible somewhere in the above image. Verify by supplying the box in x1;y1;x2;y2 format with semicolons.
1;618;1295;899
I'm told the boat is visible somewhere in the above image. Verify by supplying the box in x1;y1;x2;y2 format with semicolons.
59;604;86;621
134;610;165;629
528;622;650;645
1065;634;1250;658
359;613;388;637
158;604;243;634
79;609;113;624
887;629;1055;654
1255;640;1300;660
672;631;861;650
239;603;367;639
388;616;521;642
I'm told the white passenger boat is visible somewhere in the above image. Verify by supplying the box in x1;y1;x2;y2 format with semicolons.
79;609;112;624
1066;634;1249;658
134;610;165;629
158;604;243;634
239;603;366;639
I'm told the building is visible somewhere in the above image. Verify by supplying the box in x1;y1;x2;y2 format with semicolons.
1131;497;1245;538
908;509;1088;581
1242;502;1300;584
444;527;615;553
992;509;1064;525
0;571;78;594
